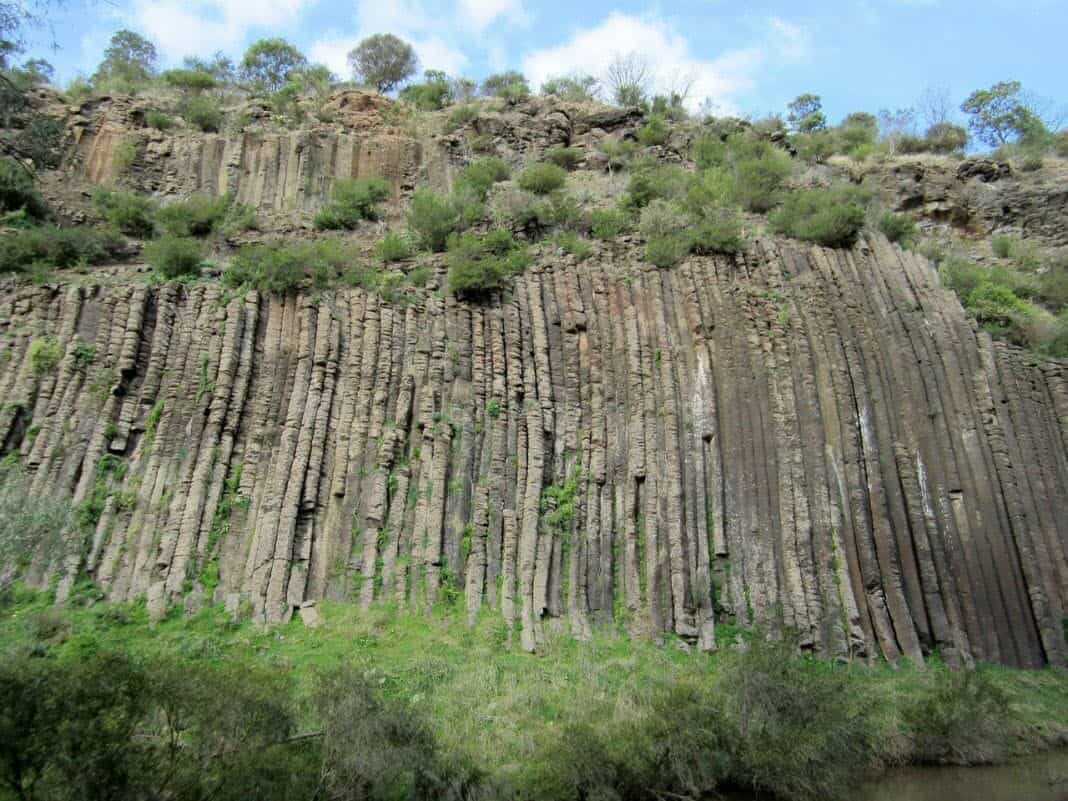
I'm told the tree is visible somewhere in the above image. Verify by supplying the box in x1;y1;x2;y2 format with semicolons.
240;38;306;95
917;84;954;129
605;52;650;107
960;80;1055;148
787;93;826;133
399;69;452;109
347;33;417;93
183;51;235;83
92;29;157;89
877;107;917;153
480;70;529;101
161;68;216;94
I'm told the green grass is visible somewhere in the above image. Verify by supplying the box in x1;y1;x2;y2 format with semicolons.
2;586;1066;793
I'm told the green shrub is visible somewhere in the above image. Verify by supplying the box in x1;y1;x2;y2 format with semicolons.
598;137;638;172
0;226;124;273
924;123;969;153
92;189;157;238
991;235;1013;259
178;95;224;132
407;189;461;252
590;207;629;240
446;104;479;131
314;177;390;230
1037;255;1068;310
793;130;837;163
770;186;871;248
0;159;49;220
28;337;63;373
376;232;413;262
692;134;792;213
545;146;583;170
901;669;1013;764
518;162;567;195
398;70;452;110
637;113;669;147
966;282;1033;335
689;207;745;255
145;110;174;131
226;240;359;294
456;158;510;201
644;235;690;268
878;212;917;247
156;194;232;237
732;155;792;213
625;161;687;209
219;203;257;236
447;229;530;298
638;198;686;241
557;231;592;261
468;133;495;153
144;236;204;279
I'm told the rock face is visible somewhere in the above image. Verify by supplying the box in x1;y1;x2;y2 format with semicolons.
3;235;1066;669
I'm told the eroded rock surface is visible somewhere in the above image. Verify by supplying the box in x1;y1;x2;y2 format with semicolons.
3;235;1066;669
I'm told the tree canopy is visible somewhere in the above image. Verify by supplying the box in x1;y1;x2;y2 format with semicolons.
240;38;307;95
347;33;418;93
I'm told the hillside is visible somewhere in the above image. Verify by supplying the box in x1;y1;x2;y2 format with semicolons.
1;85;1066;676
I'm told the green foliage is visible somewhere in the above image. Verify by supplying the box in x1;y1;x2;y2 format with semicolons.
787;93;826;133
544;146;583;170
517;161;566;195
901;669;1013;764
456;157;510;201
688;207;745;255
398;69;452;109
92;29;157;92
0;158;48;219
770;186;871;248
225;239;360;294
961;80;1043;147
924;122;969;153
540;74;599;103
481;70;530;102
161;68;216;94
624;160;687;209
28;336;61;373
644;234;690;268
240;38;307;95
376;231;413;262
71;339;96;369
93;188;156;238
348;33;418;93
0;225;124;273
590;207;629;240
156;193;233;237
445;103;479;131
597;136;638;172
878;211;917;247
692;132;793;212
144;235;204;279
407;189;462;252
178;94;224;132
144;109;173;131
636;113;669;146
314;177;390;230
446;229;531;298
556;231;592;261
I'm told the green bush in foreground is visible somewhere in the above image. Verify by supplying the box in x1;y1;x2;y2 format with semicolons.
878;211;917;248
92;188;157;238
455;157;510;201
517;162;567;195
376;231;413;262
314;177;390;230
178;94;224;132
145;110;174;131
144;235;204;279
590;207;629;240
770;186;870;248
157;193;233;237
545;146;583;170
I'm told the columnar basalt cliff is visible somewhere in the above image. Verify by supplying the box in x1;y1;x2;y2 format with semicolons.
3;234;1067;669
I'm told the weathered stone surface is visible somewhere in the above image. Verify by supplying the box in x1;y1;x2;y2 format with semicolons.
1;236;1067;668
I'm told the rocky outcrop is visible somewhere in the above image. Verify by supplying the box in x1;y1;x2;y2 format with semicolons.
3;235;1066;669
864;157;1068;247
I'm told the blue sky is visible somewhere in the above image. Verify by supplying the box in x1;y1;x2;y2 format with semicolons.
18;0;1068;123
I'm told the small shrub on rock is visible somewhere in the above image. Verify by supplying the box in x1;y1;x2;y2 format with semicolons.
456;158;510;201
590;207;629;240
178;95;224;132
145;110;174;131
545;146;583;170
447;229;530;298
518;162;567;195
770;186;871;248
689;208;745;255
314;177;390;230
92;189;157;238
407;189;461;252
28;337;63;374
144;236;204;279
156;194;233;237
924;123;969;154
644;235;690;268
636;113;669;147
376;232;413;262
878;211;917;248
0;226;124;273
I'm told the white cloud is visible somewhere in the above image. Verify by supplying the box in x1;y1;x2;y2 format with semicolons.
131;0;311;60
458;0;529;32
521;13;785;114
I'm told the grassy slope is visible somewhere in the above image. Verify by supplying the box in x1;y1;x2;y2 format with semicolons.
2;586;1067;787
